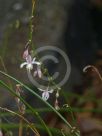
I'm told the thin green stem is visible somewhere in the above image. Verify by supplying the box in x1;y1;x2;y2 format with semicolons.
0;70;80;136
19;118;23;136
0;56;13;90
0;106;40;136
0;80;52;136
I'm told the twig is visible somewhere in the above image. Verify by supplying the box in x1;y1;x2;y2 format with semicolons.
19;118;23;136
83;65;102;81
0;106;40;136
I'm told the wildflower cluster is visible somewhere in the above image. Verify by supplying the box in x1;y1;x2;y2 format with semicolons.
20;46;41;75
20;46;60;109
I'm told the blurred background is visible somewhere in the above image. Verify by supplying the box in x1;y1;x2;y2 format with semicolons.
0;0;102;136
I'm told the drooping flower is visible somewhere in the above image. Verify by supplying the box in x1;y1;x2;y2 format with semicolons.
0;130;3;136
20;55;41;72
22;47;29;59
34;65;42;78
54;90;60;110
54;99;60;110
38;87;54;101
15;84;21;103
15;84;26;114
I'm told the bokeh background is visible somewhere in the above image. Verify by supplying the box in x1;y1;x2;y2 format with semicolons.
0;0;102;136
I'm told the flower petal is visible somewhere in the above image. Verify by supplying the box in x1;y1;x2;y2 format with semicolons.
34;70;37;77
38;88;45;92
42;91;49;101
20;62;27;68
26;55;32;63
32;57;36;62
38;68;42;78
49;89;54;93
23;48;29;59
26;64;33;71
33;61;41;65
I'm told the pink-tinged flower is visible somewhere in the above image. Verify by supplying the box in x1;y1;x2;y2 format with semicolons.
15;84;22;103
0;130;3;136
22;48;29;59
38;87;54;101
15;84;26;114
20;55;41;72
34;66;42;78
0;120;3;136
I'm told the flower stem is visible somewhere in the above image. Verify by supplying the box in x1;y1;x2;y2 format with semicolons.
19;118;23;136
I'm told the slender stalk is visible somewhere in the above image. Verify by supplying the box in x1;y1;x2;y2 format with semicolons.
19;118;23;136
0;80;52;136
0;56;13;90
0;106;40;136
0;70;80;136
83;65;102;81
27;0;36;50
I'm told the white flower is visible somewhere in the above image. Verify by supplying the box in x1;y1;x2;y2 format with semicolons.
54;99;60;110
20;55;41;71
38;87;54;101
34;66;42;78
